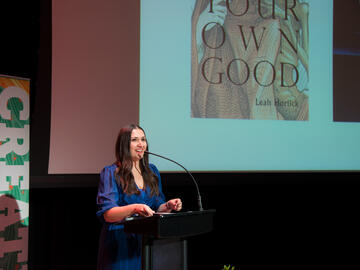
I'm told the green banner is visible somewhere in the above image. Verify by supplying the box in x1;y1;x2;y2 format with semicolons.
0;75;30;270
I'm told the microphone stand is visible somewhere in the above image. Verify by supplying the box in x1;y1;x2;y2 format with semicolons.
145;151;204;211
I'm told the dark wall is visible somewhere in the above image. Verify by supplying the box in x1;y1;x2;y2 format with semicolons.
1;1;359;269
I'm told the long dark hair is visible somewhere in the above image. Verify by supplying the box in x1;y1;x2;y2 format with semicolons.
114;124;159;196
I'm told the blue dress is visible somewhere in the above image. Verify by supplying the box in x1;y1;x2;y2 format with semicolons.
96;163;166;270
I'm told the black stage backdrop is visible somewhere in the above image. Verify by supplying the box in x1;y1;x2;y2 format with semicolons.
1;1;359;269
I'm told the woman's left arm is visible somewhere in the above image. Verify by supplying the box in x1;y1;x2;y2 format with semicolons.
149;163;182;212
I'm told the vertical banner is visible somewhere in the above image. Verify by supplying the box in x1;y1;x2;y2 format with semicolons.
191;0;309;120
0;75;30;270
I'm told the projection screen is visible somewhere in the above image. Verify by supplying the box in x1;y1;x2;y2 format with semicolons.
139;0;360;172
50;0;360;173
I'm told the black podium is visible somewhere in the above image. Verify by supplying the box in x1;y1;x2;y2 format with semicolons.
123;209;216;270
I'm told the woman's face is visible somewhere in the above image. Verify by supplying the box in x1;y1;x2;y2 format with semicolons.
130;128;147;162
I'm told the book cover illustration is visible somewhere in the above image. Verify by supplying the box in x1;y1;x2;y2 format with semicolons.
191;0;309;120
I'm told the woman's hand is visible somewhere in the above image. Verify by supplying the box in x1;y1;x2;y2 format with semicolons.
166;198;183;212
156;198;183;213
103;203;154;222
133;203;155;217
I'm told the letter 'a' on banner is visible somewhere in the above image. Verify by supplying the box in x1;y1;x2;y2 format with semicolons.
0;75;30;270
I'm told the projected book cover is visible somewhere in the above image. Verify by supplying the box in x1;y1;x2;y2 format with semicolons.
191;0;309;120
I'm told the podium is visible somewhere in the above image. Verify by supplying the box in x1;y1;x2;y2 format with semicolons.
123;209;216;270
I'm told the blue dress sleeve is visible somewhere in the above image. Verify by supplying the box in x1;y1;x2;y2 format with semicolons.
96;165;121;222
149;163;166;210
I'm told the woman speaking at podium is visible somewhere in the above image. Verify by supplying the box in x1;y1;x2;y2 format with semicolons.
96;124;182;270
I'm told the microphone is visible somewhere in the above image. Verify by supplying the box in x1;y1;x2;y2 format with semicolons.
145;151;203;211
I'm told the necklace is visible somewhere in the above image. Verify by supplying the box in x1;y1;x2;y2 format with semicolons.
134;165;142;175
133;165;144;189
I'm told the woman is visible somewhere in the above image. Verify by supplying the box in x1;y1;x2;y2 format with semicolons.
96;124;182;270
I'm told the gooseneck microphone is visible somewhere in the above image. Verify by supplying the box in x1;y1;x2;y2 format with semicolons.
145;151;203;211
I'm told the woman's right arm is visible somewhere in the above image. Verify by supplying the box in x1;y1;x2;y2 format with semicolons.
103;204;155;223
